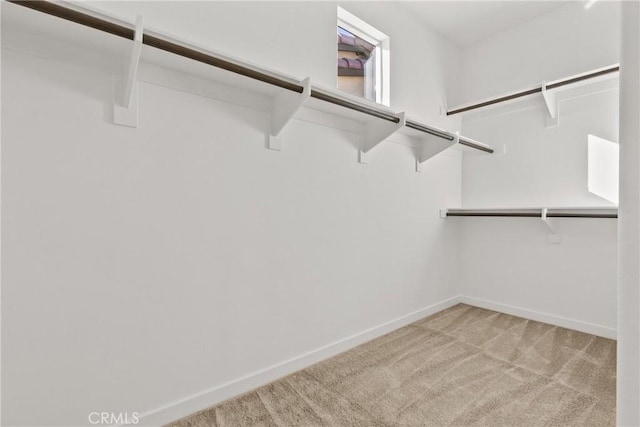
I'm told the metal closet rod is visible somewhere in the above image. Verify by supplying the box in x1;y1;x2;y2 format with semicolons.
10;0;492;153
458;138;494;153
404;121;494;153
308;90;400;123
405;121;454;140
447;65;620;116
446;211;618;219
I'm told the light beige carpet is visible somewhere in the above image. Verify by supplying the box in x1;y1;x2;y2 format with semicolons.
168;304;616;426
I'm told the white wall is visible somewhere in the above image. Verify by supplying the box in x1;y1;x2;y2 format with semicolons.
462;88;619;207
452;1;621;106
458;217;617;337
457;3;619;336
617;1;640;423
1;2;463;425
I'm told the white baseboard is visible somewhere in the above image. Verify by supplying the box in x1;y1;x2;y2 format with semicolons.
135;295;463;426
460;296;617;340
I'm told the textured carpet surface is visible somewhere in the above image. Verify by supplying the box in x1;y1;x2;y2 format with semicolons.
168;304;616;426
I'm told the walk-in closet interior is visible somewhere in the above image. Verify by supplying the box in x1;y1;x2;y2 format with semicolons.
2;1;639;426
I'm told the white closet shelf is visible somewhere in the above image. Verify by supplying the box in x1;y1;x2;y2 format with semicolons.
138;27;495;158
4;0;494;160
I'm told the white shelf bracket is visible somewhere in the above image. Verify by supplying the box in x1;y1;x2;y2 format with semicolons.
267;77;311;151
541;81;559;128
114;15;143;128
416;131;458;172
541;208;561;243
359;112;406;164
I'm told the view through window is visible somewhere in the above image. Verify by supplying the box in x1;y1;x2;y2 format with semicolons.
337;7;389;105
337;26;377;101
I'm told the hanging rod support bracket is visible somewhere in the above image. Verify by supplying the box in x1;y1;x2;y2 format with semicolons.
541;208;562;243
416;131;457;172
359;112;406;164
268;77;311;150
541;81;559;127
114;14;143;127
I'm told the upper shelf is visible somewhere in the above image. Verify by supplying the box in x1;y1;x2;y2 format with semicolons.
4;0;494;159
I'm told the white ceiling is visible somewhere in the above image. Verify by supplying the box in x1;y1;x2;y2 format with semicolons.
401;1;570;47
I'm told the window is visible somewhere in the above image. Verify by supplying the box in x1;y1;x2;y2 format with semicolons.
337;7;389;106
